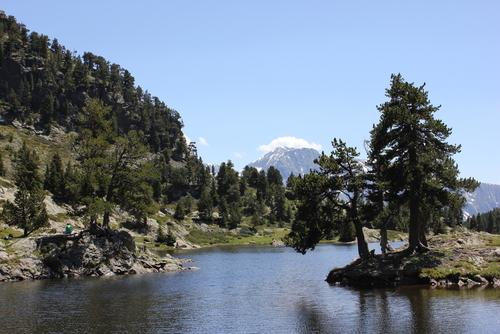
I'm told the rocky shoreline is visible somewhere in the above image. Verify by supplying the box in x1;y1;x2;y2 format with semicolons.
326;231;500;289
326;252;500;288
0;229;190;283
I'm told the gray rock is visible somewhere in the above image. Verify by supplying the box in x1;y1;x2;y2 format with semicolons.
0;251;9;262
458;277;479;287
271;239;285;247
472;275;489;285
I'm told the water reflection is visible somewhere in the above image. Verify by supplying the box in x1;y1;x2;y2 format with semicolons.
292;286;500;334
295;299;335;334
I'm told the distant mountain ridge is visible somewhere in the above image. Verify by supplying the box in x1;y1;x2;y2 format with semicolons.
463;183;500;217
247;146;500;216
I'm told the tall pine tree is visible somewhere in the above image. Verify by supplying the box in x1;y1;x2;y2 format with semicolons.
2;142;48;236
370;74;478;253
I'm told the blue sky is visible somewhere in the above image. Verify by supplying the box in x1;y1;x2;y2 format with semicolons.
2;1;500;183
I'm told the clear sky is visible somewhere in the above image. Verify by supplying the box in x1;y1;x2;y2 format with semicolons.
2;1;500;183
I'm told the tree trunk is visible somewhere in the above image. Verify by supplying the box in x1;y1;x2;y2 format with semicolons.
89;216;100;235
380;224;388;254
102;210;110;229
407;194;420;254
407;146;421;254
380;220;393;254
416;221;429;253
351;191;370;259
90;215;97;228
354;218;370;259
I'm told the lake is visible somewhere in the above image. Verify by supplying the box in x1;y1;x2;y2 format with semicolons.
0;243;499;333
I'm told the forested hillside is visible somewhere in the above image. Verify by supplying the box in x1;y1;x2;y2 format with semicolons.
0;11;186;157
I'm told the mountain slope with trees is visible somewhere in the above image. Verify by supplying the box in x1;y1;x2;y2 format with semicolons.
0;10;186;157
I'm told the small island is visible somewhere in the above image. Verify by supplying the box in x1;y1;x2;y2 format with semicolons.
327;230;500;288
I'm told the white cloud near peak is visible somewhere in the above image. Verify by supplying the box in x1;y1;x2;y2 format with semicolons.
258;136;322;153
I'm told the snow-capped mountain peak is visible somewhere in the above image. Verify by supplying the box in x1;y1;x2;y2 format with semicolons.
247;146;320;180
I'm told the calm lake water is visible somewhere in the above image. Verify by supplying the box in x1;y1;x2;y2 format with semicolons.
0;243;499;334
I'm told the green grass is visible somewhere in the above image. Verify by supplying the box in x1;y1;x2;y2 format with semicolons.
185;226;289;247
0;125;74;178
387;229;407;240
48;212;70;222
481;261;500;278
420;253;500;281
0;177;13;188
225;228;288;246
0;226;23;239
186;229;229;245
133;234;176;252
485;234;500;247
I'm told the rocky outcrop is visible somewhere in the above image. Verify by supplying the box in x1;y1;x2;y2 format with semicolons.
326;251;431;287
0;229;188;282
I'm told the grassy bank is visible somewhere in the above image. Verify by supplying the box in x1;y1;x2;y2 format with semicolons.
185;226;289;247
420;232;500;281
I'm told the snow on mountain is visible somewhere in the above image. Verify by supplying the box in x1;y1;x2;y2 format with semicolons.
463;183;500;217
247;147;320;180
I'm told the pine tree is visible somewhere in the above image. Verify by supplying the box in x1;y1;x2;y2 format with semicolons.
286;139;370;259
241;166;259;188
2;142;48;236
174;200;186;220
198;186;214;221
256;170;268;202
267;166;283;187
476;213;483;231
370;74;478;253
486;212;494;233
74;99;150;229
216;161;241;228
174;195;193;221
44;153;66;201
63;161;79;203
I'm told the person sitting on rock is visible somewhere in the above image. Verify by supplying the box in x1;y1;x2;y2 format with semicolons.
64;223;74;235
